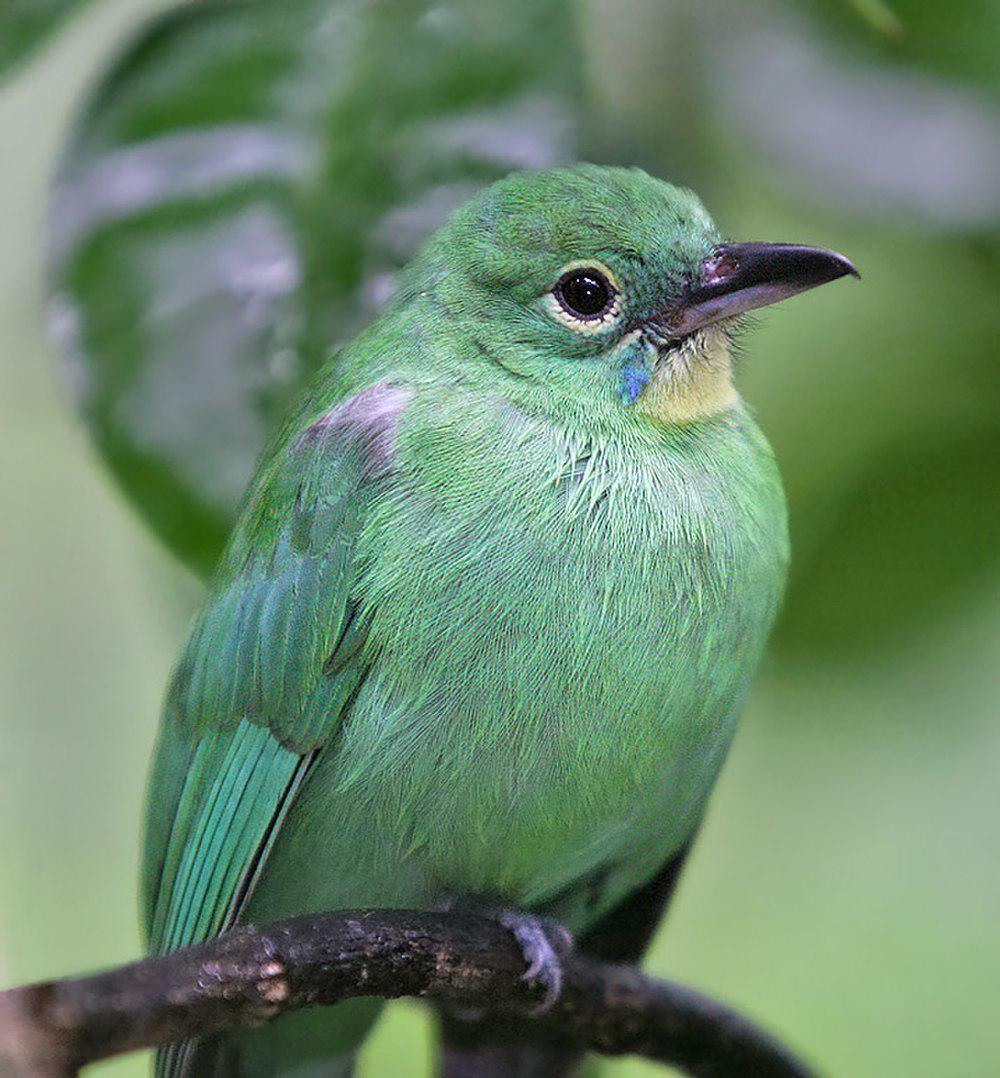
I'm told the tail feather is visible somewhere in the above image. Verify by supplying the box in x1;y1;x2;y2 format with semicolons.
438;1012;583;1078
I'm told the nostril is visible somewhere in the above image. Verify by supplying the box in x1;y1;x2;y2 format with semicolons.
701;250;740;285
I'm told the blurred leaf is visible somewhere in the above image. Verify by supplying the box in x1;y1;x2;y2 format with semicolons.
702;5;1000;230
776;432;1000;658
0;0;93;78
48;0;581;576
802;0;1000;93
844;0;902;40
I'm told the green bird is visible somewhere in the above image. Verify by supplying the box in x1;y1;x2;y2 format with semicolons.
142;164;856;1076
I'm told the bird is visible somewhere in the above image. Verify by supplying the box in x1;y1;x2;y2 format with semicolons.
141;163;857;1077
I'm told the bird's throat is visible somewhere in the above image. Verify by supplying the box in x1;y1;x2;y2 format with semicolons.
634;325;738;426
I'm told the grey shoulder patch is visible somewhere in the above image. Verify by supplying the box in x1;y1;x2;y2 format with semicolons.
298;382;415;477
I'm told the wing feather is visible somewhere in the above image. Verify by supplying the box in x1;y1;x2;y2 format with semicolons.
143;382;413;963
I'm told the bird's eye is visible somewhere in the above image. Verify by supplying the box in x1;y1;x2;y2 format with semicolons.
544;260;622;336
555;267;615;320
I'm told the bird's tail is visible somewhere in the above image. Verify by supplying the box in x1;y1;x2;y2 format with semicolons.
154;997;380;1077
437;1010;585;1078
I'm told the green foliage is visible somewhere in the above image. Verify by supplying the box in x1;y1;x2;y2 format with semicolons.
843;0;903;39
807;0;1000;91
0;0;92;78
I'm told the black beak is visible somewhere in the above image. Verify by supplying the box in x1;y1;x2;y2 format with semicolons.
653;242;860;338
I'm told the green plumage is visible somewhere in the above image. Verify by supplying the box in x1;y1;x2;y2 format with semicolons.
143;165;799;1076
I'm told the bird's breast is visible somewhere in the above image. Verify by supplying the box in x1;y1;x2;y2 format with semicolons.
331;392;788;906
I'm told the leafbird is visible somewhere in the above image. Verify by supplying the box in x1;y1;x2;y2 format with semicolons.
141;164;857;1076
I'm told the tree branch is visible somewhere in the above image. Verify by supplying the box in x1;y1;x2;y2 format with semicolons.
0;908;813;1077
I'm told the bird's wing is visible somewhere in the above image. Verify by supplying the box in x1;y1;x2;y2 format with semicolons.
142;382;413;955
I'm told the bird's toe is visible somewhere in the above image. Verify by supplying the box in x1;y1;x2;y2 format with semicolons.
497;910;573;1013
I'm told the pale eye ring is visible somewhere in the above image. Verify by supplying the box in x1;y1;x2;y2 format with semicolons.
546;260;621;335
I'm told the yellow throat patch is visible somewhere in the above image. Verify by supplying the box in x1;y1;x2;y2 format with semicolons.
635;324;738;426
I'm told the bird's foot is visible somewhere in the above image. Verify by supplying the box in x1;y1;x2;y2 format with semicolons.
496;910;573;1014
437;896;573;1014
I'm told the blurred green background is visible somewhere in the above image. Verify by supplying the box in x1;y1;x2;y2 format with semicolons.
1;1;998;1076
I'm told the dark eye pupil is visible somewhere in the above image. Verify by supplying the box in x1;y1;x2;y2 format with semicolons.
558;270;612;318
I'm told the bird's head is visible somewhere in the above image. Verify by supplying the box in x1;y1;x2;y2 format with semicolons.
410;164;857;428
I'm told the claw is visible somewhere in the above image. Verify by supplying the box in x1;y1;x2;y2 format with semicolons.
498;911;572;1013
